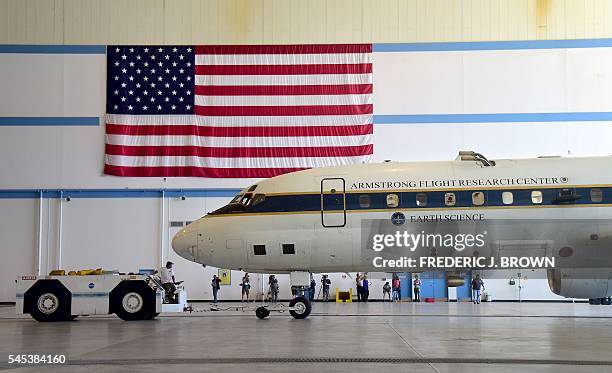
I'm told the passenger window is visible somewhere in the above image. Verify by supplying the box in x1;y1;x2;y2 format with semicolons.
531;191;543;204
444;193;456;206
386;194;399;208
282;243;295;255
472;192;485;206
502;191;513;205
416;193;427;207
253;244;266;256
591;188;603;203
359;195;371;208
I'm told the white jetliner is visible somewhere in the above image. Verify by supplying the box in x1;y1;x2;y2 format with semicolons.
172;152;612;318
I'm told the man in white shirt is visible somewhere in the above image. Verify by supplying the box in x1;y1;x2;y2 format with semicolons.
158;261;176;300
159;261;175;283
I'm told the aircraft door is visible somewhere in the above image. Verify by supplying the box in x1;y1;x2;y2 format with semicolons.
321;178;346;227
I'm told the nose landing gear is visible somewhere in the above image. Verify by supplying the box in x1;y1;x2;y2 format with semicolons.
254;296;312;319
288;296;311;319
253;271;314;319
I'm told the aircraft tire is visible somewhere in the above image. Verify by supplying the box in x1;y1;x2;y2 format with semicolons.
256;306;270;319
289;296;311;319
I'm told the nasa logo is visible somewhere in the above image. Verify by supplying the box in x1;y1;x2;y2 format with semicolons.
391;212;406;226
88;283;95;289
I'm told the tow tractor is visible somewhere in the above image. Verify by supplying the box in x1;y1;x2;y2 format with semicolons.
17;271;312;321
16;272;187;322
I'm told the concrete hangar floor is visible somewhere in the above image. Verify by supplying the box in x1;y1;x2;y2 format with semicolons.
2;302;612;373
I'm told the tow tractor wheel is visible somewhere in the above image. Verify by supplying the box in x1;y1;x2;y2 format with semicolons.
28;281;71;322
122;292;144;313
111;282;155;321
289;296;312;319
255;306;270;319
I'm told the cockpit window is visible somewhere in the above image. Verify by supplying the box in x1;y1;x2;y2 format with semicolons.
209;192;266;215
250;193;266;206
248;184;258;192
230;194;243;204
240;193;266;207
209;203;246;215
240;193;253;205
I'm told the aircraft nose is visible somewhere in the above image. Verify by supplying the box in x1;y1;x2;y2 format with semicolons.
172;224;197;261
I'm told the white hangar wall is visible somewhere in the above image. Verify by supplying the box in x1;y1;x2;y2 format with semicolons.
373;46;612;162
4;41;612;301
3;46;612;190
3;0;612;44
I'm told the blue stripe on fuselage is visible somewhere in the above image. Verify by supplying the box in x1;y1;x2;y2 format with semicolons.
220;186;609;215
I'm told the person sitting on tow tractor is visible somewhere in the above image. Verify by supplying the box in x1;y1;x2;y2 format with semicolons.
156;261;181;302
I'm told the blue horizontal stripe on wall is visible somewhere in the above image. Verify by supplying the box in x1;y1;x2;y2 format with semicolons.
2;39;612;55
0;117;100;126
374;112;612;124
373;38;612;52
0;45;105;54
2;113;612;127
0;189;242;199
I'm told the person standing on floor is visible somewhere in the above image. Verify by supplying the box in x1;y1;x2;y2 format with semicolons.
413;275;422;302
383;281;391;301
356;273;363;302
321;274;331;302
471;274;485;304
269;275;279;303
241;273;251;302
392;275;400;302
362;275;369;302
211;274;222;304
309;276;316;301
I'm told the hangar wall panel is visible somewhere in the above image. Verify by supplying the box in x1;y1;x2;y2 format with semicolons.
2;0;612;44
0;54;104;117
373;48;612;115
60;199;161;272
0;199;38;301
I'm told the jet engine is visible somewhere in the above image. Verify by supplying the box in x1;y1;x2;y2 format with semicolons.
547;268;612;299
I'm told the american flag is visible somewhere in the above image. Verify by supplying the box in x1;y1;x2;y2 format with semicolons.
104;44;373;178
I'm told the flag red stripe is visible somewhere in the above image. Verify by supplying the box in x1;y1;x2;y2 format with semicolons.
105;123;373;137
196;44;372;55
104;164;307;178
194;64;372;75
194;104;373;116
194;84;373;96
105;144;373;158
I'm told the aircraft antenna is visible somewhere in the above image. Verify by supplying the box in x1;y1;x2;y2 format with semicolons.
457;150;496;167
